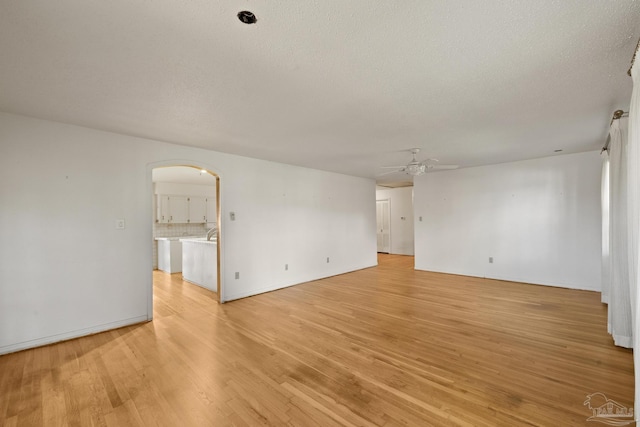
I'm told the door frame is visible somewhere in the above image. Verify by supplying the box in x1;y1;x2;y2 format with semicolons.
147;160;224;320
376;198;391;254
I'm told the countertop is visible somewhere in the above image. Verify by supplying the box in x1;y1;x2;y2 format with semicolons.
155;236;202;241
179;237;217;245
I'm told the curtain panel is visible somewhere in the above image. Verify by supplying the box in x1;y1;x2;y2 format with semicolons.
607;118;632;348
629;56;640;421
601;152;610;304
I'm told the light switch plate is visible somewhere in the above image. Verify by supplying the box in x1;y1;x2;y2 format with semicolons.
116;219;125;229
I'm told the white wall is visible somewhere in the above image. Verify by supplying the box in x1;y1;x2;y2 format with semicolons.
375;186;415;255
0;112;377;354
414;151;602;290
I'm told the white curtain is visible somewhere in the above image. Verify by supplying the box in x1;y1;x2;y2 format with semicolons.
630;64;640;341
629;56;640;421
607;117;632;348
601;151;610;304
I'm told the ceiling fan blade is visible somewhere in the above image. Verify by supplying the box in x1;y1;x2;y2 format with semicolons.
376;169;404;177
428;164;459;170
380;166;406;169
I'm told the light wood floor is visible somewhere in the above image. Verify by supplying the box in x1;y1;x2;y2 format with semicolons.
0;255;634;426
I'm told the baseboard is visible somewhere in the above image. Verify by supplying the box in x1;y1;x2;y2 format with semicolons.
224;262;377;302
0;315;150;355
484;272;600;292
414;265;600;292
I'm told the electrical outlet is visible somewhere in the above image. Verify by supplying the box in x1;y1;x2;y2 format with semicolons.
235;272;239;279
285;264;288;271
326;257;330;263
116;219;125;229
489;257;494;263
419;216;423;222
230;212;236;221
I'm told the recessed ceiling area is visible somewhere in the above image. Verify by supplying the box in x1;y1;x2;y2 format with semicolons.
376;181;414;189
0;2;639;184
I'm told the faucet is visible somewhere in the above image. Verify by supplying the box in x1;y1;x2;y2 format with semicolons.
206;227;217;241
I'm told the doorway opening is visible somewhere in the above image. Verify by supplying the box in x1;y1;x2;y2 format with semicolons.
151;165;221;304
376;199;391;253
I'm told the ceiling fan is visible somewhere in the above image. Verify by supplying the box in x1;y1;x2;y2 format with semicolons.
379;148;459;177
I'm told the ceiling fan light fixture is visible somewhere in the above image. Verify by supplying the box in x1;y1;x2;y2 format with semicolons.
405;163;426;176
377;148;458;179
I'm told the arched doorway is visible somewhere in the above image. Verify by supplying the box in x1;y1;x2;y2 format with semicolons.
149;163;222;309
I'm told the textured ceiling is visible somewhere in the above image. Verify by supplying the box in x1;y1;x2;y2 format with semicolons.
1;1;639;183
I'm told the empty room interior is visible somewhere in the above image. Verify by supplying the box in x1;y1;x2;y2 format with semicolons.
2;2;640;426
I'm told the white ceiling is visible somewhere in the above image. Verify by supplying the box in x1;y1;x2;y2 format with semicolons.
1;1;639;184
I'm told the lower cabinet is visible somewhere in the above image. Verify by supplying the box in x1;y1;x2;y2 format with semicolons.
181;239;217;292
157;239;183;273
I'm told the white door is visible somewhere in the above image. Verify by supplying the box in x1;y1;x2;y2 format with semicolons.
376;200;390;253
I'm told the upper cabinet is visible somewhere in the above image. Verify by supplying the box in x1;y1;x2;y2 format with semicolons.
169;196;189;223
154;180;217;224
157;195;208;224
188;196;207;224
157;195;170;223
205;197;216;223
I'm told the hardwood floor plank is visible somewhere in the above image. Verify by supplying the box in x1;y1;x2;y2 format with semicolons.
0;352;24;420
0;254;633;426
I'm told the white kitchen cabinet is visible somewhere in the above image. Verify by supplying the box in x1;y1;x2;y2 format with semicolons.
157;196;170;223
181;238;217;291
205;197;216;223
168;196;188;223
157;194;209;224
188;196;207;223
156;238;183;273
156;195;187;224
